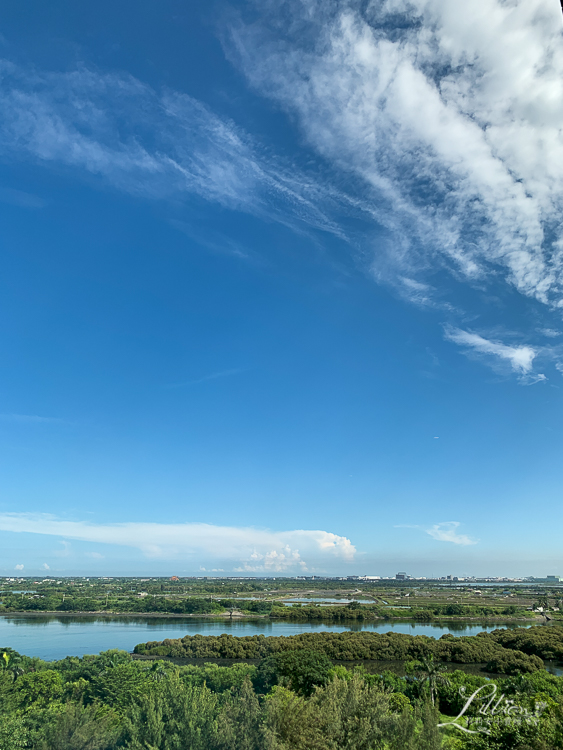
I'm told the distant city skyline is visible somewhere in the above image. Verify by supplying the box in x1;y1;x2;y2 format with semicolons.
1;1;563;577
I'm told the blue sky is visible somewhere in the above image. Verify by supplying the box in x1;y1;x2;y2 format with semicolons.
1;0;563;577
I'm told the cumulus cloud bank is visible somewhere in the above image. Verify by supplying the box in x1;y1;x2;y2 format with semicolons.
0;514;355;572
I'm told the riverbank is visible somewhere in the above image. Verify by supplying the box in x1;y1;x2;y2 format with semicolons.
0;613;548;662
0;609;546;624
0;610;267;619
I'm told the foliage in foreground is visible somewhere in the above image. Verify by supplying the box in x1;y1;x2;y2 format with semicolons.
1;637;563;749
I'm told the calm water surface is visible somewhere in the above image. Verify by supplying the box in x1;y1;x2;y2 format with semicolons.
282;596;375;607
0;615;529;661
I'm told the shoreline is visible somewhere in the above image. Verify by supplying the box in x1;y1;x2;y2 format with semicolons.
0;610;545;624
0;610;265;619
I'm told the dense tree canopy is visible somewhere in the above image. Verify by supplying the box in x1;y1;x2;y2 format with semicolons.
1;634;563;749
134;626;560;674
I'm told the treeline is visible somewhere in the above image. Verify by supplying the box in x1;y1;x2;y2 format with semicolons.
0;593;529;619
490;627;563;661
412;603;524;618
0;595;223;615
135;626;563;675
269;603;525;621
269;604;381;621
2;643;563;749
0;594;274;616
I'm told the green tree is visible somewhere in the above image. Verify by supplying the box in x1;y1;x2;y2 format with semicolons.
14;670;64;710
0;649;25;682
408;655;449;706
263;685;326;750
215;678;267;750
38;702;121;750
416;703;444;750
143;660;172;682
0;711;30;749
88;662;150;710
124;675;220;750
311;673;393;749
256;649;333;696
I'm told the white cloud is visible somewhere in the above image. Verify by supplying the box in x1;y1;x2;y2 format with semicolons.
0;414;63;424
55;540;72;557
0;61;345;240
397;521;477;545
166;368;245;388
444;326;546;382
228;0;563;305
234;545;307;572
168;220;251;260
0;514;356;572
42;563;50;570
0;186;45;208
14;564;24;570
426;522;477;546
1;4;562;383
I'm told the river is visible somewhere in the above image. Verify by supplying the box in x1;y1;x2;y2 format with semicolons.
0;615;530;661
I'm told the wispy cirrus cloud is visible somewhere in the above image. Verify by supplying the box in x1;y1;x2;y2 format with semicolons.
165;368;245;389
0;185;46;208
0;513;356;572
0;60;346;240
444;327;546;383
0;413;65;424
1;2;563;384
426;522;478;547
397;521;477;546
227;0;563;306
168;219;250;260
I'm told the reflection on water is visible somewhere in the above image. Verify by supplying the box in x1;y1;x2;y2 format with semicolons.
0;615;531;662
282;598;376;605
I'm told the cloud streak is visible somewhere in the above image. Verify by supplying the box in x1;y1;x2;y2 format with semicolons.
397;521;477;546
165;368;245;388
426;522;478;547
0;60;346;239
0;413;65;424
444;327;546;382
0;514;356;572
